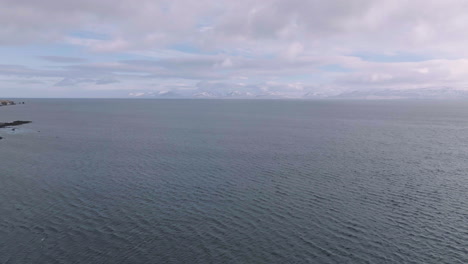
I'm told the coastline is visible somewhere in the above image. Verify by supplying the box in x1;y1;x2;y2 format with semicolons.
0;120;32;128
0;101;31;139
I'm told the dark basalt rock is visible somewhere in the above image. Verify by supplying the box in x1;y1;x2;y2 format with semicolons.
0;120;32;128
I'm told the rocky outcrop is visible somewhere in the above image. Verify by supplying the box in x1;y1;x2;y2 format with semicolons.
0;100;25;106
0;100;15;106
0;121;31;128
0;102;30;140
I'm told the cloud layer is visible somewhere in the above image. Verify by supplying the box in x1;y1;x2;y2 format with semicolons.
2;0;468;98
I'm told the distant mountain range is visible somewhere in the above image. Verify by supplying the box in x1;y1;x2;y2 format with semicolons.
129;87;468;99
330;88;468;100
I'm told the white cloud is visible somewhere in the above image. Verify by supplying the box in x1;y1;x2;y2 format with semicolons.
283;42;304;60
1;0;467;54
3;0;468;97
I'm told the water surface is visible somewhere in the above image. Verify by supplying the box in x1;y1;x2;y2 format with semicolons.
1;99;467;263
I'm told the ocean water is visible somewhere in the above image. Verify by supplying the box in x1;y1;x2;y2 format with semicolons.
0;99;467;263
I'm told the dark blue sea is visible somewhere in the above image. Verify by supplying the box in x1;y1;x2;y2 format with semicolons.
1;99;467;263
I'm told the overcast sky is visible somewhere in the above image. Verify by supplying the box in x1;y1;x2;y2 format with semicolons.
2;0;468;98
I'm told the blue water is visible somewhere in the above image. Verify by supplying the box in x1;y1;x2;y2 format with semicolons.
1;99;467;263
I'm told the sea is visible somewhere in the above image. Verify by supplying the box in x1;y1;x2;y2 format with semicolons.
0;99;467;263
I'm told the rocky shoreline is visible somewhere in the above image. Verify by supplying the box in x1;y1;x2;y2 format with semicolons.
0;121;32;140
0;100;25;106
0;120;32;128
0;100;31;140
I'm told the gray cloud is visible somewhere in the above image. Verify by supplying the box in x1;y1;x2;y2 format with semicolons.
54;77;119;86
54;78;95;86
39;56;87;63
